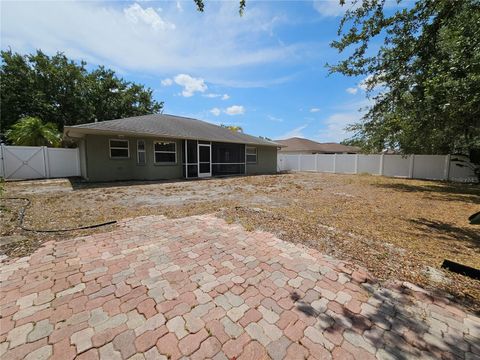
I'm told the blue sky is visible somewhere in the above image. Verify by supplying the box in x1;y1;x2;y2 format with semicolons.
1;0;376;142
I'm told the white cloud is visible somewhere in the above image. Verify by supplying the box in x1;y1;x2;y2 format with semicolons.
209;105;245;116
210;107;221;116
211;74;296;89
268;115;283;122
1;1;299;75
352;74;387;94
312;0;351;17
310;108;320;113
124;3;175;31
346;87;358;95
161;78;173;86
316;112;360;142
176;1;183;12
204;93;221;98
276;124;308;140
204;93;230;100
225;105;245;115
344;75;383;95
314;0;408;18
359;73;387;92
359;74;374;91
313;0;401;18
174;74;207;97
331;97;373;112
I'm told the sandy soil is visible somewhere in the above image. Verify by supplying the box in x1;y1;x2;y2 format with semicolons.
1;173;479;311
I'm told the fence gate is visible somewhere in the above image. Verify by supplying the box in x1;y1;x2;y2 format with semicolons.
2;146;47;179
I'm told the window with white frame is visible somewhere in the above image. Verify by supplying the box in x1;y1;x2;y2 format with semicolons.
137;140;146;165
246;146;257;164
154;141;176;163
109;139;129;159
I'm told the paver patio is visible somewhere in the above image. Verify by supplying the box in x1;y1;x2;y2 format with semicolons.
1;214;479;360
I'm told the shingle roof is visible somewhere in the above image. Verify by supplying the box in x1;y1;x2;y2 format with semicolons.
275;137;360;153
64;114;280;147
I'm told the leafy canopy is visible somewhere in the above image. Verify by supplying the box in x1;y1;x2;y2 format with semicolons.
329;0;480;155
192;1;479;155
193;0;246;15
0;50;163;133
6;116;62;147
221;124;244;133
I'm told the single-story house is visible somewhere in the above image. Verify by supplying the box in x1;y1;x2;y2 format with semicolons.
275;137;360;155
64;114;281;182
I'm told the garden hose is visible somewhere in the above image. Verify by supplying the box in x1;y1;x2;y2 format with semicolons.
2;197;117;233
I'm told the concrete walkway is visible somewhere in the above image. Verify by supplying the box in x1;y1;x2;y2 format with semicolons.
1;215;478;360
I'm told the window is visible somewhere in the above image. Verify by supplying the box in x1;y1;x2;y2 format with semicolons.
154;141;176;164
246;146;257;164
137;140;146;165
109;139;129;159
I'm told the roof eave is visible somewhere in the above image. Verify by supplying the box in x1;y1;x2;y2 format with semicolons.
64;126;281;147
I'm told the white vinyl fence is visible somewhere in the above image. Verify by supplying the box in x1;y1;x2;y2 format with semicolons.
0;145;81;180
278;153;477;183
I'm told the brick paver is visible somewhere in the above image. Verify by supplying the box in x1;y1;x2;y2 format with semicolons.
1;214;479;359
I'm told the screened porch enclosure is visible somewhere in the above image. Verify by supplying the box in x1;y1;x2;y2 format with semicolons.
182;140;246;178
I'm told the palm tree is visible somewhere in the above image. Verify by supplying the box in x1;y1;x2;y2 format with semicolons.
221;124;243;133
6;117;62;147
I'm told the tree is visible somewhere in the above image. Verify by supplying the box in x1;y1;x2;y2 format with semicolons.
6;117;62;147
193;0;246;15
329;0;480;155
0;50;163;133
221;124;244;133
340;138;365;148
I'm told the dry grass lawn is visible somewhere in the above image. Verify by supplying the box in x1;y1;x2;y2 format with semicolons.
1;172;479;311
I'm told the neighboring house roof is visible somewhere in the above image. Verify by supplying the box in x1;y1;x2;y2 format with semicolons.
275;137;360;153
64;114;280;147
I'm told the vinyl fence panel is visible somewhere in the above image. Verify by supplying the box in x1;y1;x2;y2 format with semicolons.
47;148;81;178
335;154;356;174
412;155;447;180
316;155;335;172
382;155;411;178
299;154;316;172
358;154;381;175
277;153;476;183
282;155;300;171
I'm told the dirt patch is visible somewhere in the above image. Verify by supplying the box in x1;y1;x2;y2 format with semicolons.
1;173;479;311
